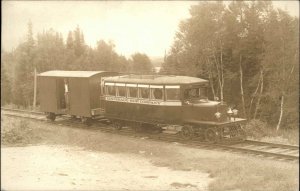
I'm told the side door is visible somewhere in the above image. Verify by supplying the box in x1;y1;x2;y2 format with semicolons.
39;77;58;112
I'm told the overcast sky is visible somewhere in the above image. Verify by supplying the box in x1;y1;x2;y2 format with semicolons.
2;1;299;58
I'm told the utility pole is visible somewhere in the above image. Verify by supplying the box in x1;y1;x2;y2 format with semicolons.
33;67;37;108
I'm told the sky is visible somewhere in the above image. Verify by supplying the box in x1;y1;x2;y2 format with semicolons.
2;1;299;58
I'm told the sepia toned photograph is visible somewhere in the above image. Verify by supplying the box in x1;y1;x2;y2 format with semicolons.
1;1;299;190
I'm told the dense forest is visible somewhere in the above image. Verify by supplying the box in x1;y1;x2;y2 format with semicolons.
161;1;298;130
1;1;298;131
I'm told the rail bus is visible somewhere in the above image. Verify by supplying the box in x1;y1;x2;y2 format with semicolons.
38;71;246;143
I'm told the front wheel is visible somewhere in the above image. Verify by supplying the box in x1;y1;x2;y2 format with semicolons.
238;128;247;140
205;128;218;143
46;112;56;121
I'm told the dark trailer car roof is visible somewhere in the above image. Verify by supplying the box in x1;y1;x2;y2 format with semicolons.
104;74;208;85
38;70;109;78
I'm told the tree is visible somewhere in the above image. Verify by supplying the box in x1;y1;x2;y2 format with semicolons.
13;21;36;107
1;54;12;105
261;9;299;130
66;31;74;49
35;29;65;71
130;53;153;74
73;26;86;57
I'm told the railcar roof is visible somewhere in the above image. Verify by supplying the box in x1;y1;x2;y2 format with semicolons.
104;75;208;85
38;70;108;78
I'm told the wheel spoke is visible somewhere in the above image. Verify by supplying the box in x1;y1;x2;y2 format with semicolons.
205;128;217;143
180;126;194;140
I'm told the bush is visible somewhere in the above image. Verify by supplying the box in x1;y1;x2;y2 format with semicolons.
244;119;269;139
1;118;42;146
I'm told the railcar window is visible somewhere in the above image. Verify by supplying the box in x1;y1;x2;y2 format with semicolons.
166;88;180;100
140;88;150;99
200;87;207;99
184;88;200;99
106;86;116;96
117;86;126;97
184;87;208;100
151;88;163;100
127;87;138;98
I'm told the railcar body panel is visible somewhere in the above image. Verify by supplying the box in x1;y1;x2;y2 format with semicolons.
39;77;58;112
104;99;182;124
68;78;90;116
102;74;246;130
185;118;246;126
102;75;209;125
38;71;117;117
182;101;228;123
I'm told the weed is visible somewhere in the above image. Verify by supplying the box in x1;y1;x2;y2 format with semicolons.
244;119;269;138
244;119;299;145
19;119;29;129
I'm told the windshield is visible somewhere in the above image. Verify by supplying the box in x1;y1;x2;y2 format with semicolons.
184;87;207;100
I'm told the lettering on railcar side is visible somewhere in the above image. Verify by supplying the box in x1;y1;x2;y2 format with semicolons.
105;96;161;105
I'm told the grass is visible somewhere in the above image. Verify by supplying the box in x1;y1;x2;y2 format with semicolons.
1;115;50;146
258;128;299;145
1;115;299;191
148;143;298;191
244;119;299;145
2;103;40;111
155;152;299;191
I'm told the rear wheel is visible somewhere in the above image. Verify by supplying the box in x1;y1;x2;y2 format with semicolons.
205;128;218;143
81;117;92;126
112;120;122;130
46;112;56;121
238;128;247;140
132;122;143;132
180;126;194;140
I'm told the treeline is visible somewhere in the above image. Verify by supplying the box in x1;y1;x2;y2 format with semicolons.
1;25;153;107
161;1;299;129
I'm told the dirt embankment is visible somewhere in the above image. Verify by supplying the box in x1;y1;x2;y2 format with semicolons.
1;115;299;191
1;116;212;190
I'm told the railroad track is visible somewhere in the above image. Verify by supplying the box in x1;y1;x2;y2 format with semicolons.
2;107;299;162
1;107;45;119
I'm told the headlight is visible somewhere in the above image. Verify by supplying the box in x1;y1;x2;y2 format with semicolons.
215;112;221;119
227;108;233;115
232;109;238;116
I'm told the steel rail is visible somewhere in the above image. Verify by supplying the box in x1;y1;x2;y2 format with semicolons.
244;140;299;150
212;143;299;161
1;107;44;115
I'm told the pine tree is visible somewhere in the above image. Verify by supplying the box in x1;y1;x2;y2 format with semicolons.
13;21;36;107
130;53;153;74
1;56;12;105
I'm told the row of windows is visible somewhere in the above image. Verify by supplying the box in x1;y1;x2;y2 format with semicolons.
104;84;180;101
